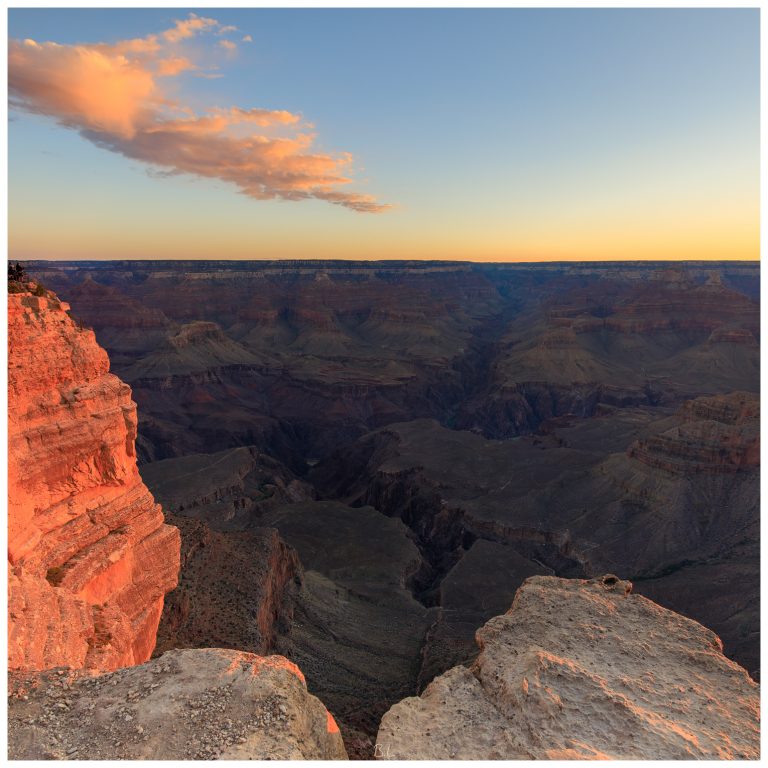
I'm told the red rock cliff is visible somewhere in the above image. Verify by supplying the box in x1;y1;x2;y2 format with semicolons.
8;291;180;672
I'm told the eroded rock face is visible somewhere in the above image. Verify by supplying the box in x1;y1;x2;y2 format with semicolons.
316;412;759;678
154;514;300;657
140;446;314;530
8;292;180;672
30;260;759;462
628;392;759;474
8;648;347;760
376;576;760;760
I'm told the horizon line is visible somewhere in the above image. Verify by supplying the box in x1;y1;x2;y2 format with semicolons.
18;258;761;266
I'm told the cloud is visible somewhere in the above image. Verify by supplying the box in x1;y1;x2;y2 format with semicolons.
9;38;157;138
242;35;253;43
219;39;237;51
8;14;389;212
157;56;196;76
162;13;218;43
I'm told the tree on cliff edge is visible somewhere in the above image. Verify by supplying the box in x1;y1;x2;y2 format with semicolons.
8;262;28;292
8;262;26;282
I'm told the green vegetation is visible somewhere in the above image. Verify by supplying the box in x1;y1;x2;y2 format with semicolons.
7;261;49;298
7;261;27;292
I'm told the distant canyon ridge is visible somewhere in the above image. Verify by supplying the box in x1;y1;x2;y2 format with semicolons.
28;258;760;755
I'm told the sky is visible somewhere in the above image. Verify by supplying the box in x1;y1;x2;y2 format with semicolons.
7;7;761;262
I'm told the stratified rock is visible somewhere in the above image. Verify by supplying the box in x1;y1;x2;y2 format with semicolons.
8;291;180;672
140;446;313;530
62;277;174;365
376;576;759;760
122;321;265;380
8;648;347;760
628;392;759;474
319;412;759;677
154;514;300;656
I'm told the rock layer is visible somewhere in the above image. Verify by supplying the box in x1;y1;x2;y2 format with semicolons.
316;410;759;677
8;291;180;672
154;513;300;656
8;647;347;760
628;391;759;474
376;575;760;760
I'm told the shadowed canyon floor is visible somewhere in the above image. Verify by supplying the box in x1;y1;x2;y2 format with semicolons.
28;259;760;756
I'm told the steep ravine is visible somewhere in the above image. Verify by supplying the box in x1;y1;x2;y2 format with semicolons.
7;285;349;759
312;451;592;695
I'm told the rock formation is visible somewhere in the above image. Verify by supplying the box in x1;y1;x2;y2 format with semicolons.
140;446;314;530
628;391;759;474
376;575;759;760
22;259;760;752
314;405;759;678
8;290;180;672
8;648;347;760
30;260;759;461
154;514;300;656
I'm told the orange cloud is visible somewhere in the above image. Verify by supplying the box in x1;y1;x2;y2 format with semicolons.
8;14;389;213
162;13;218;43
157;56;196;77
219;39;237;51
9;39;156;138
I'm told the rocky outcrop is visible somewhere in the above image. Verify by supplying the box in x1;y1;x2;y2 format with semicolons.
140;446;313;530
154;514;300;656
8;648;347;760
376;576;759;760
628;392;759;474
317;412;759;678
8;291;180;672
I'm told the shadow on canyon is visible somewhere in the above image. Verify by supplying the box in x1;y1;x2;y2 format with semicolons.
30;259;760;758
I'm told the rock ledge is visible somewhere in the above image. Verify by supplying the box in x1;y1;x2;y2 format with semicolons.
8;647;347;760
376;575;759;760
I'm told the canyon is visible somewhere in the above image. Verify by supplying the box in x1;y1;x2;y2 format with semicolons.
9;259;760;758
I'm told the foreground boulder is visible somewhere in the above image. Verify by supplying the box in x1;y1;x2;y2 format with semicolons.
8;290;180;672
8;648;347;760
376;575;759;760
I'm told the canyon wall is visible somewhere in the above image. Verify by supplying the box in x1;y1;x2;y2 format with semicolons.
8;290;180;672
22;260;759;753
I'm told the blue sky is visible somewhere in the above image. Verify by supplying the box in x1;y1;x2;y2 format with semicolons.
8;8;760;261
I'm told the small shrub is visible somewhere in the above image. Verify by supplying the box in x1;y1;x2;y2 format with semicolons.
7;261;27;283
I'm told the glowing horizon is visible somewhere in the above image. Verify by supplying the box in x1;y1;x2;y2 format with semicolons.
8;8;760;263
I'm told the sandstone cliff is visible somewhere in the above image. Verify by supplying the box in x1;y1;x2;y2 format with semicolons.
8;290;181;672
376;575;759;760
8;648;347;759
